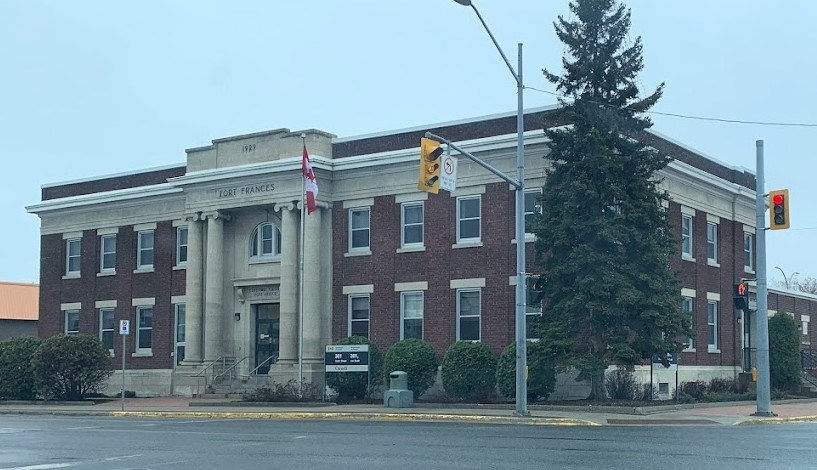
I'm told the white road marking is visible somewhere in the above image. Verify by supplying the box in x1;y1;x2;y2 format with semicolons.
65;426;100;430
0;464;76;470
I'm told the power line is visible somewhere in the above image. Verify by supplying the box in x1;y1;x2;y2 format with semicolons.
524;85;817;128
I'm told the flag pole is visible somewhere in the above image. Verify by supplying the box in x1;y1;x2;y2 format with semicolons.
298;134;306;397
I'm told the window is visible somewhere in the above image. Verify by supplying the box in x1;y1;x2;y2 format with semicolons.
64;310;80;335
136;306;153;352
524;190;542;235
137;230;154;269
66;238;81;276
526;276;543;340
707;300;718;350
706;222;718;263
99;234;116;273
349;207;370;251
457;289;481;341
744;232;754;271
401;292;423;340
99;308;115;352
176;226;189;265
682;297;694;349
175;304;186;365
401;202;424;248
681;215;692;258
349;295;370;338
250;222;281;259
457;196;481;243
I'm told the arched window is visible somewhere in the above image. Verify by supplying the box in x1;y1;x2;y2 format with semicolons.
250;222;282;259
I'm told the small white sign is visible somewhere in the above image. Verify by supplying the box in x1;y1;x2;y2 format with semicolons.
439;155;457;192
326;365;369;372
119;320;130;335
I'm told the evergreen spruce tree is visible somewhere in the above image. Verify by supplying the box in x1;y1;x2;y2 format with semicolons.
534;0;691;399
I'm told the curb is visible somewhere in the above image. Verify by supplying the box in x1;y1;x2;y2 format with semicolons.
112;411;600;426
735;415;817;426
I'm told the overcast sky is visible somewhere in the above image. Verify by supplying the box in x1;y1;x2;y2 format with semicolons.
1;1;815;286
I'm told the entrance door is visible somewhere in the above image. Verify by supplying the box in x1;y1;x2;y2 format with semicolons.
254;304;280;375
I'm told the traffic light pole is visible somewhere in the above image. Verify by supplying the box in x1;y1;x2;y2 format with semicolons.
754;140;774;416
452;0;527;417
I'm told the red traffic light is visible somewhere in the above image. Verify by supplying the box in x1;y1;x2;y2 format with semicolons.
773;194;784;205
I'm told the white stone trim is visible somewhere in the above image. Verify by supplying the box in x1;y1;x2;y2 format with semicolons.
394;282;428;292
134;223;157;231
171;295;187;304
60;302;81;311
395;192;428;204
744;226;756;234
706;213;721;224
172;219;188;227
63;231;83;240
681;288;697;298
706;292;721;301
680;205;696;217
450;185;486;197
450;278;486;289
95;300;117;309
96;227;119;235
343;284;374;295
802;314;811;323
132;297;156;306
343;197;375;208
396;246;426;254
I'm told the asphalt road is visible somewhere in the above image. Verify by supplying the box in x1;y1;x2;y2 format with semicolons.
1;416;816;470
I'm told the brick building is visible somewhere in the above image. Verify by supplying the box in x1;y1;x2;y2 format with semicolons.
26;106;816;397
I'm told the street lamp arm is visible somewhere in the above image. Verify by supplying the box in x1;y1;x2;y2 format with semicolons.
462;3;521;86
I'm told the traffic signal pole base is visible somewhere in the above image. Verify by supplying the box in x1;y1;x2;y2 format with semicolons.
751;411;778;417
513;411;531;417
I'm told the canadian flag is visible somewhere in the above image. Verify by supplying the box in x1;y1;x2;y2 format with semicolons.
302;145;318;215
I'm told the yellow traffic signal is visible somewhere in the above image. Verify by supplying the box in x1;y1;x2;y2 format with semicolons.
418;137;443;194
768;189;790;230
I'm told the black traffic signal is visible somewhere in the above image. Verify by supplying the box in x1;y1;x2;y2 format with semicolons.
733;282;749;312
418;137;443;194
768;189;790;230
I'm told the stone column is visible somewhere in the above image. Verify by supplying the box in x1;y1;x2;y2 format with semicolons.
276;203;299;364
303;205;323;362
203;211;228;362
181;214;203;365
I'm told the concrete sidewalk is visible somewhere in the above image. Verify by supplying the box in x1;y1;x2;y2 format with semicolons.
2;397;817;426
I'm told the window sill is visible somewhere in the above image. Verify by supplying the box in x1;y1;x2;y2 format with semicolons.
744;268;755;275
707;260;721;268
249;257;280;265
97;271;116;277
345;250;372;257
132;351;153;358
133;267;154;274
397;245;425;253
707;348;721;354
452;241;483;249
173;264;187;271
62;273;81;280
683;348;696;353
682;255;696;263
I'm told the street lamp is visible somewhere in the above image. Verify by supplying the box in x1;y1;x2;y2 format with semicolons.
774;266;799;289
453;0;528;416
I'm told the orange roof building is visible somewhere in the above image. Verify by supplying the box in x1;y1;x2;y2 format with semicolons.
0;281;39;321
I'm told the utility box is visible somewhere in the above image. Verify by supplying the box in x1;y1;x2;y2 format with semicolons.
384;371;413;408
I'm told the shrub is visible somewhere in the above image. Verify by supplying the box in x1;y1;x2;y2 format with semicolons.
769;313;801;390
325;336;383;403
383;339;438;398
441;341;497;401
242;380;322;402
496;341;556;402
31;334;114;400
604;367;639;400
0;336;41;400
679;381;708;400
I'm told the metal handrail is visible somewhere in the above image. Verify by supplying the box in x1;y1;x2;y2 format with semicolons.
212;356;250;386
248;355;278;377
